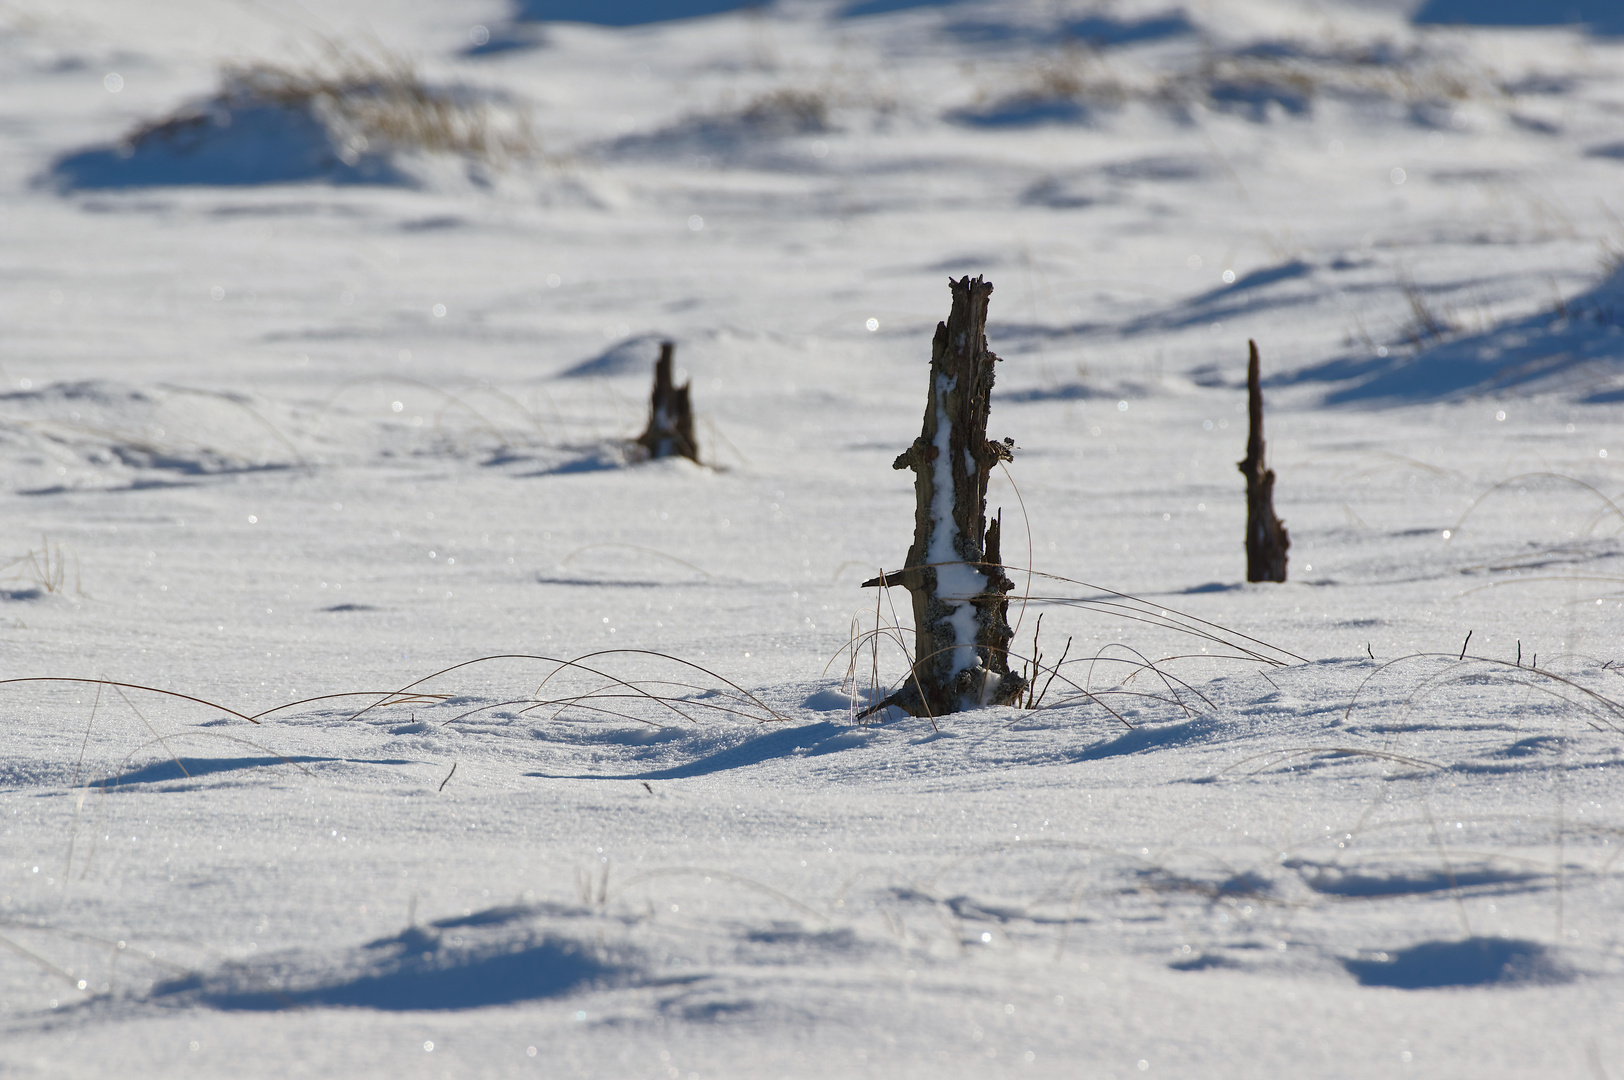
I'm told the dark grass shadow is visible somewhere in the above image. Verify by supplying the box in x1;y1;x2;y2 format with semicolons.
1344;937;1571;988
1069;717;1217;762
949;12;1192;47
512;1;761;25
47;105;404;192
1000;383;1099;403
1415;0;1624;34
1292;861;1546;898
841;0;963;15
161;926;630;1011
525;721;867;781
1297;265;1624;404
536;575;668;588
522;450;631;476
950;98;1099;128
557;335;667;379
105;755;414;787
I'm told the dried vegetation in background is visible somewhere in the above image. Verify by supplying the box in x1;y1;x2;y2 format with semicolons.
126;45;536;167
962;35;1526;125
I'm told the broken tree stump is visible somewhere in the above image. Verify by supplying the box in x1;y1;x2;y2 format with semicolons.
1238;339;1289;583
862;275;1025;718
635;341;698;462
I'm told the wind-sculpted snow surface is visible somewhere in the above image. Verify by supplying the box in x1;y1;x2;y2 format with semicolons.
2;0;1624;1076
1316;266;1624;403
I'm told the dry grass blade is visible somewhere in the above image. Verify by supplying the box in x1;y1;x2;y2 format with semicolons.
249;691;449;723
610;866;825;923
1344;653;1624;733
0;932;80;986
0;678;256;723
1;538;78;595
221;46;533;163
314;374;540;449
561;544;713;578
342;651;784;728
1085;643;1216;711
100;731;322;788
1450;472;1624;539
1218;745;1443;778
999;568;1306;665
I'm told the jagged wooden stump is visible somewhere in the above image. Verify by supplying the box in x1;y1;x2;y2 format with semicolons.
1238;339;1289;582
863;276;1025;717
635;341;698;462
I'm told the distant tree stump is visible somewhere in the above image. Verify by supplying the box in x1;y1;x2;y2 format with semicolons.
635;341;698;462
863;276;1026;717
1238;339;1289;582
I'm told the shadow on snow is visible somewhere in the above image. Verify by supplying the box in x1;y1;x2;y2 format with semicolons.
156;924;629;1011
1300;265;1624;404
525;721;871;781
103;756;415;787
1414;0;1624;34
1343;937;1571;988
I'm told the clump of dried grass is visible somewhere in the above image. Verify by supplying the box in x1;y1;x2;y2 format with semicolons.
737;88;833;134
970;36;1510;124
1017;48;1135;107
1398;277;1458;347
1184;40;1494;113
1;538;79;597
127;45;535;166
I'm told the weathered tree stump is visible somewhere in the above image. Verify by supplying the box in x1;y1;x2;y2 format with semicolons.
635;341;698;462
1238;339;1289;583
862;276;1026;718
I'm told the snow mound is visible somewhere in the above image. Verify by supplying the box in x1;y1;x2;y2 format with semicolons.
605;90;842;168
558;335;671;379
45;61;529;191
1319;265;1624;403
0;380;303;493
152;913;635;1011
952;36;1497;129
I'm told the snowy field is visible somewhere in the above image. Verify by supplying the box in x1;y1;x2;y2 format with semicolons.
3;0;1624;1075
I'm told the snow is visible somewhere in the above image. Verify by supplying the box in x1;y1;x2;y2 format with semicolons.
925;369;989;688
2;0;1624;1075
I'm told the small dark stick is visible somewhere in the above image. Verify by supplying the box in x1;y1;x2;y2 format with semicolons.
1238;340;1289;583
438;761;457;791
1517;640;1522;667
635;341;699;462
1459;630;1472;660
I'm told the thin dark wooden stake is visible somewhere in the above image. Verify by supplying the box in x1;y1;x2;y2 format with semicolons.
1459;630;1472;660
1238;339;1289;583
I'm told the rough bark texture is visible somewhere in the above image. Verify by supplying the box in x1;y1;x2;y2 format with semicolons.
1239;339;1289;583
863;276;1025;717
635;341;698;462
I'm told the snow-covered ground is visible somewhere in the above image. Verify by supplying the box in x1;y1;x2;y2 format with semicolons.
3;0;1623;1075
